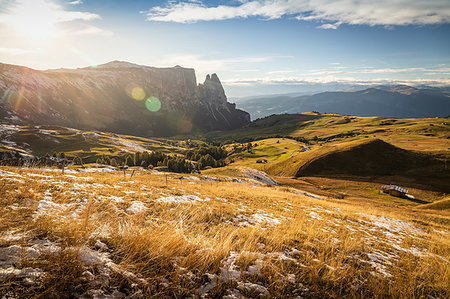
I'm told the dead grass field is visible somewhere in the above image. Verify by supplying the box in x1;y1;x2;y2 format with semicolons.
0;166;449;298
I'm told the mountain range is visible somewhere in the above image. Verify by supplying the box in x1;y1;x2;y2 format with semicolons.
0;61;250;136
235;85;450;120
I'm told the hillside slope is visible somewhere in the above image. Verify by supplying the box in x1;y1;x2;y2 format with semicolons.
266;138;449;192
0;61;250;136
206;113;450;152
0;123;187;163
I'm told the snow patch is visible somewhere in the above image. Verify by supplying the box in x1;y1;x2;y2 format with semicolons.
157;194;211;204
126;201;148;214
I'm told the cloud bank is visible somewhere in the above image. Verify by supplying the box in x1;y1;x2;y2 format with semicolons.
143;0;450;28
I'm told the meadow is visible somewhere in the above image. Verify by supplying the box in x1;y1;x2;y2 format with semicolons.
1;166;448;298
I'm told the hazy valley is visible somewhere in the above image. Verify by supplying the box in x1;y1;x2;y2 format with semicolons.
235;85;450;120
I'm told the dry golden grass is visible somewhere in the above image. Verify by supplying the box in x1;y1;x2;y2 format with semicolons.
0;166;449;298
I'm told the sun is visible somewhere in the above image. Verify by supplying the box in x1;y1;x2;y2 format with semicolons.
0;0;99;44
3;0;66;43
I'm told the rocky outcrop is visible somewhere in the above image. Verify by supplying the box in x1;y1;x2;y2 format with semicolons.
0;61;250;136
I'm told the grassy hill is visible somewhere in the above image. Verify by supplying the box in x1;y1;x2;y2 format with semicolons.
0;124;187;163
266;138;442;176
416;197;450;210
205;113;450;152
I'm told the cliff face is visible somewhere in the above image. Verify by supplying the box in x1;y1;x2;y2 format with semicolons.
0;61;250;136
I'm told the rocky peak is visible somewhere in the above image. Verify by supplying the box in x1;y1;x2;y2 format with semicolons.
198;73;227;104
0;61;250;136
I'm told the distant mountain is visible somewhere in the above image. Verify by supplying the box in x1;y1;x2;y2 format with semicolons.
226;81;371;98
236;85;450;119
0;61;250;136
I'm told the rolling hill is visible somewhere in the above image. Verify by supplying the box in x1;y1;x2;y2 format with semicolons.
205;113;450;152
266;138;438;177
0;123;188;164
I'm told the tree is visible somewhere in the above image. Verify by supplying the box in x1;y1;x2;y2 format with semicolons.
198;154;216;169
133;152;141;166
111;158;118;167
73;156;83;165
125;155;133;166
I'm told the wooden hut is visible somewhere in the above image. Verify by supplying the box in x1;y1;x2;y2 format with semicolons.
380;185;408;197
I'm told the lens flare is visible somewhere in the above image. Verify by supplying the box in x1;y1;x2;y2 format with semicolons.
178;118;193;133
131;87;146;101
166;111;193;133
145;97;161;112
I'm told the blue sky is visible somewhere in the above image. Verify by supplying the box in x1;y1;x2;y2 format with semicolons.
0;0;449;96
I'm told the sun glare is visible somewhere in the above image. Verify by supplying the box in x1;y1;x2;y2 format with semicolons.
2;0;67;43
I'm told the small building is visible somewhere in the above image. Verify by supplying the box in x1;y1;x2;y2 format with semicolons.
380;185;408;197
300;145;311;152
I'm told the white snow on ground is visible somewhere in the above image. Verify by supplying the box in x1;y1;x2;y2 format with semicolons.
308;211;323;221
0;170;25;183
1;140;18;147
38;129;57;135
63;174;93;180
364;214;424;237
0;170;23;177
33;200;74;219
126;201;148;214
0;124;20;135
97;195;124;203
228;212;281;227
201;175;216;181
27;167;115;173
366;251;395;278
73;182;106;189
291;189;325;200
241;167;279;186
82;132;100;138
181;175;201;181
251;213;281;226
157;194;211;204
113;138;147;152
26;173;53;178
69;167;116;173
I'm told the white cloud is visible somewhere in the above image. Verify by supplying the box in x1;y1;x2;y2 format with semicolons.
267;70;296;75
223;76;450;87
317;22;341;29
304;67;440;76
70;25;113;36
68;0;83;4
143;0;450;27
158;54;285;74
222;65;450;86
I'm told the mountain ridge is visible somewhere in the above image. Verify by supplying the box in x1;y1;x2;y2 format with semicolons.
236;85;450;119
0;61;250;136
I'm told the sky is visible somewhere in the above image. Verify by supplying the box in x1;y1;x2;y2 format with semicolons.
0;0;449;97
